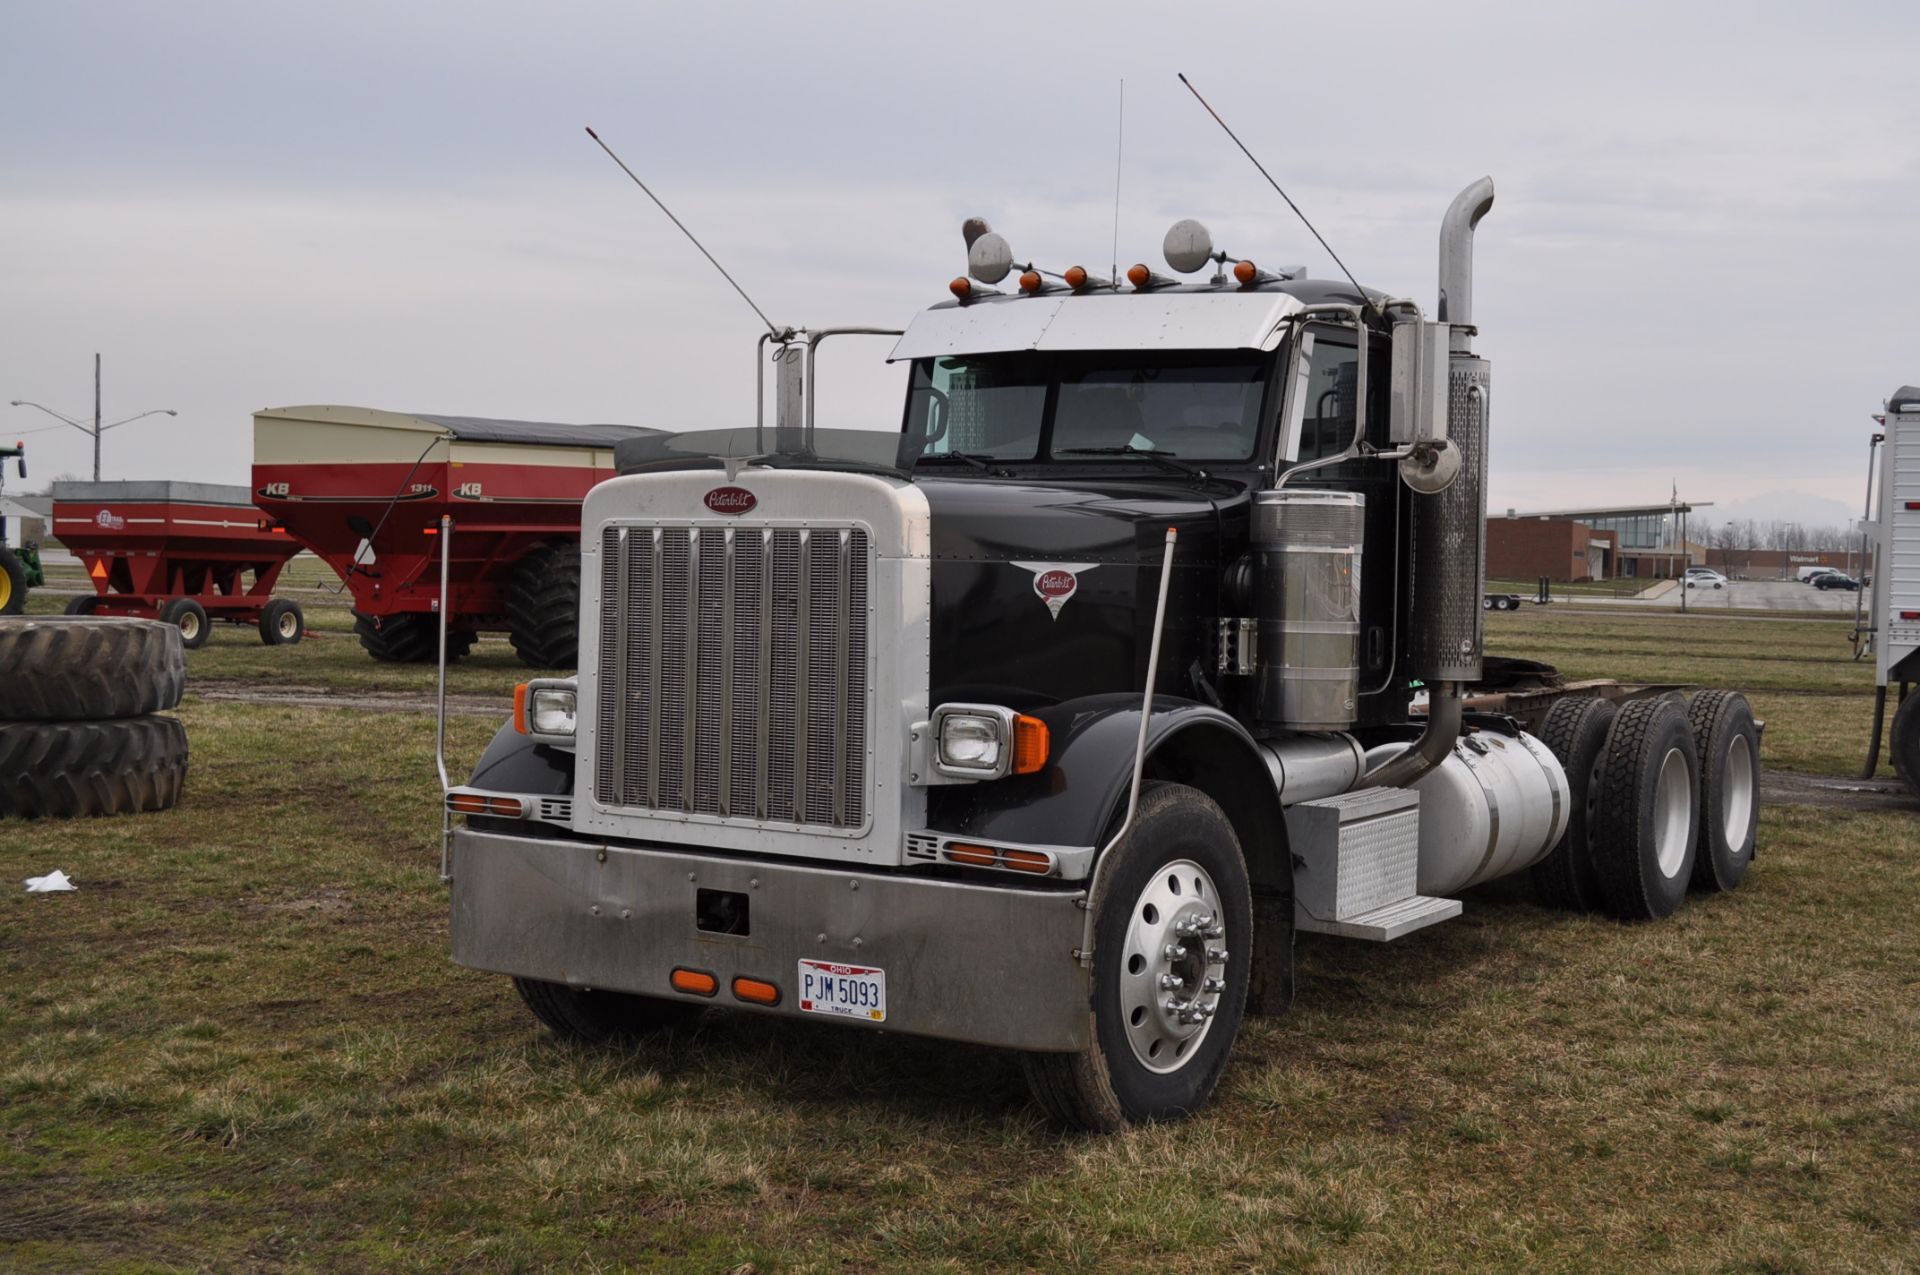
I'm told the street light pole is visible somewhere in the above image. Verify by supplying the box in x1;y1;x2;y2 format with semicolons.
8;355;175;481
94;352;102;483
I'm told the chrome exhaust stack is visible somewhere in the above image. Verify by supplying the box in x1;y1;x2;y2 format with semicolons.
1364;177;1494;790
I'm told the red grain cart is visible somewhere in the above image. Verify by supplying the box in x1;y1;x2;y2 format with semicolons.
252;406;656;666
50;480;307;648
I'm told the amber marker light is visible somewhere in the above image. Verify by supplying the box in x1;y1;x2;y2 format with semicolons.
1234;260;1257;284
944;844;998;867
1019;270;1042;295
732;977;781;1006
485;796;525;818
1127;263;1151;288
1065;265;1088;288
949;277;972;300
1000;848;1052;874
1011;714;1050;775
670;968;718;997
448;793;489;815
512;683;530;734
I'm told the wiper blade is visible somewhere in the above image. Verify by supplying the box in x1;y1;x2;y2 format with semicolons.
1055;445;1206;478
915;451;1002;473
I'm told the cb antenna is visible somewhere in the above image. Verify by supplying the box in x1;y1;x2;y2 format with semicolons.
585;125;781;338
1111;78;1125;286
1176;74;1374;315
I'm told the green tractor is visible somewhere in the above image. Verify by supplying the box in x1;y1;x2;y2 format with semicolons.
0;443;42;616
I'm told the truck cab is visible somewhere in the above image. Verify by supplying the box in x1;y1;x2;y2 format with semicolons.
444;180;1760;1129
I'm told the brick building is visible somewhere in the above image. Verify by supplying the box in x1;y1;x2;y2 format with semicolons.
1488;502;1702;582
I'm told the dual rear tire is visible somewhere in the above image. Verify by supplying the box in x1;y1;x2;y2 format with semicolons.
1532;691;1759;921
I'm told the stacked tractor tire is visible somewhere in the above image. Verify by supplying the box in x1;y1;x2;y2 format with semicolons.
0;618;190;818
1529;690;1761;920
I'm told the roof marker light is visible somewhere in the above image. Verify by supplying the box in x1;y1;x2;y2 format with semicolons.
1019;270;1043;295
1128;264;1177;291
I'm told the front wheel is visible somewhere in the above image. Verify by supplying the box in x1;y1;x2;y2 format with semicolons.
160;597;210;649
513;976;700;1044
258;597;305;646
1022;782;1252;1131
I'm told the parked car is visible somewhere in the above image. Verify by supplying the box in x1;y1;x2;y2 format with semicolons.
1685;569;1728;589
1814;572;1862;591
1796;565;1838;583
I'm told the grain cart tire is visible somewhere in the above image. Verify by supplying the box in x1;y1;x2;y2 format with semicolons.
0;547;25;615
0;617;185;720
258;598;305;646
1888;688;1920;798
0;716;188;818
352;611;476;664
504;541;581;669
1528;696;1619;912
1686;690;1760;893
1021;782;1252;1131
160;597;210;650
64;595;100;615
512;976;699;1044
1591;699;1700;922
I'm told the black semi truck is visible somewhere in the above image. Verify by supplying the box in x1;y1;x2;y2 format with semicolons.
440;179;1762;1129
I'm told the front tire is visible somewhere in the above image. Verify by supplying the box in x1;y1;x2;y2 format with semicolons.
160;597;210;649
1023;782;1252;1131
1529;696;1618;913
513;976;699;1044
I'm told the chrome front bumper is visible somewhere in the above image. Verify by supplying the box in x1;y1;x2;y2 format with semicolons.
449;827;1093;1052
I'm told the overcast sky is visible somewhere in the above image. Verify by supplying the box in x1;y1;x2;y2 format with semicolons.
3;1;1914;525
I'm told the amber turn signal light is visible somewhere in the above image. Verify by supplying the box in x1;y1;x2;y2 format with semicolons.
1126;263;1151;288
512;682;530;734
1018;270;1042;295
949;277;972;300
944;843;998;867
732;977;780;1006
1064;265;1088;288
1011;714;1049;775
670;968;718;997
448;793;490;815
1233;259;1257;284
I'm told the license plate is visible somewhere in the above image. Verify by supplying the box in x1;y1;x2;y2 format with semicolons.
796;959;887;1023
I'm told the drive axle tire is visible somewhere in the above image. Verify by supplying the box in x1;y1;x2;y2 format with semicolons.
1529;696;1618;913
0;547;26;615
513;976;699;1044
505;541;582;669
1592;698;1700;921
353;611;476;664
1887;688;1920;797
1686;690;1760;893
258;598;305;646
160;597;210;650
0;716;189;818
0;618;185;720
1022;782;1252;1131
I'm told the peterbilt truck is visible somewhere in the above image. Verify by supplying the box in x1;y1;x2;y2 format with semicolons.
442;179;1763;1129
1859;387;1920;793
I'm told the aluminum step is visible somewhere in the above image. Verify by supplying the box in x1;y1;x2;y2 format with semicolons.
1296;894;1461;942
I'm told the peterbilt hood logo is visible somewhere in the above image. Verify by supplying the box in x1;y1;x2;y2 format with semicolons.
703;486;757;515
1011;561;1100;620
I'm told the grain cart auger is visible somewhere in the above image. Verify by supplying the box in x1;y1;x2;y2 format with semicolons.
439;166;1764;1130
0;441;40;615
1858;386;1920;795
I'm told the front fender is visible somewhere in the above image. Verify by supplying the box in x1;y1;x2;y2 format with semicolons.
467;720;575;795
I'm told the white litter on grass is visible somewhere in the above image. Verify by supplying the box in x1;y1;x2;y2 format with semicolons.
24;870;76;893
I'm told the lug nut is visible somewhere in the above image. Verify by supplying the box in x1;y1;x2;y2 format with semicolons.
1202;977;1225;994
1208;947;1229;965
1164;944;1188;962
1164;997;1188;1016
1159;973;1186;991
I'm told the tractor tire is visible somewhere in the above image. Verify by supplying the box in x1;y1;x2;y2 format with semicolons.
1889;687;1920;798
505;541;581;669
1591;698;1700;922
0;546;25;615
64;595;100;616
1021;782;1252;1131
1528;696;1618;912
352;611;476;664
258;598;305;646
0;618;185;721
1686;690;1760;893
512;976;699;1044
0;716;189;818
160;597;210;650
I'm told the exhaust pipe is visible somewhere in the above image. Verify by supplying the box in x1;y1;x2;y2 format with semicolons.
1363;178;1494;791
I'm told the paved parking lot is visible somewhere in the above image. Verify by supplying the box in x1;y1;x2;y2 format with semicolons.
1575;578;1866;612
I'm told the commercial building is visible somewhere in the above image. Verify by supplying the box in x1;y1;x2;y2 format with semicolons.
1487;502;1704;582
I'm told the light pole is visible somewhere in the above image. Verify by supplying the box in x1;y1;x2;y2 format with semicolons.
10;353;176;480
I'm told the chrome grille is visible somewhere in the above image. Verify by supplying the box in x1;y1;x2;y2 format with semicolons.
595;523;871;829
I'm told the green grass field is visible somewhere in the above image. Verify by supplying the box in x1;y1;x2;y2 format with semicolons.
3;594;1915;1271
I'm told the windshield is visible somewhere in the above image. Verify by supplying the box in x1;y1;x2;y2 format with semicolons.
904;351;1272;466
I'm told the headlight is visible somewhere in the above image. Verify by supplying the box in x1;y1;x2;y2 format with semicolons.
529;687;577;736
938;712;1005;772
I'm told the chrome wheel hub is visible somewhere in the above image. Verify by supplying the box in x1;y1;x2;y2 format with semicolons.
1120;858;1228;1073
1653;746;1694;879
1722;734;1754;850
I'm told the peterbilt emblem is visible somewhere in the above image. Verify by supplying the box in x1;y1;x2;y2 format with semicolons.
704;486;757;515
1011;561;1100;621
